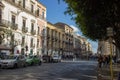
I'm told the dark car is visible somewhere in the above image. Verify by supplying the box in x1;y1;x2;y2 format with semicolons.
42;55;53;63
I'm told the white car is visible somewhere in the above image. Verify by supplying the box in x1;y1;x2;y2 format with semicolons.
0;55;26;68
52;55;61;62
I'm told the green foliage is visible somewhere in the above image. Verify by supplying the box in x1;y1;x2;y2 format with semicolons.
63;0;120;42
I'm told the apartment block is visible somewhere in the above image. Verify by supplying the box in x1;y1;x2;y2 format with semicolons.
46;22;64;57
36;1;47;56
0;0;45;55
54;22;74;57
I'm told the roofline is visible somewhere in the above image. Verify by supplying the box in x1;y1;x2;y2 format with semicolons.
37;0;46;8
55;22;74;30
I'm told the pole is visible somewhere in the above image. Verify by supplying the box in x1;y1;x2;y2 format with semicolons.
109;37;114;80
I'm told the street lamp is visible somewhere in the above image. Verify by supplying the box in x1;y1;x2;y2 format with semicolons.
107;27;114;80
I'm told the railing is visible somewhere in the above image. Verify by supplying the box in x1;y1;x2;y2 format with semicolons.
4;0;37;16
22;27;28;33
0;19;11;28
0;19;18;30
11;23;18;30
37;14;46;21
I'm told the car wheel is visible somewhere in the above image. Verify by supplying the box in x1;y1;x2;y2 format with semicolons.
13;63;18;68
38;61;42;65
23;63;27;67
31;62;34;66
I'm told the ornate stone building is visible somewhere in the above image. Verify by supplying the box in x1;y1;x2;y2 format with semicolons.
54;22;74;57
36;1;47;56
73;35;93;59
46;22;64;57
0;0;39;55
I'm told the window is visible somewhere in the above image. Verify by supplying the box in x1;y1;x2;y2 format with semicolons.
22;19;26;27
38;26;40;35
42;29;45;36
31;4;34;13
42;11;45;19
22;36;25;46
37;39;39;48
0;8;2;23
23;0;25;8
11;15;16;24
31;22;34;32
37;8;40;16
30;38;33;47
12;0;15;3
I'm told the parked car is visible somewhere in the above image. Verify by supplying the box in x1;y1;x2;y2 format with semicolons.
42;55;53;63
52;55;61;62
26;55;42;66
0;55;26;68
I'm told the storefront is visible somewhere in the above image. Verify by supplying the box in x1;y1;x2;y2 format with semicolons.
0;45;11;57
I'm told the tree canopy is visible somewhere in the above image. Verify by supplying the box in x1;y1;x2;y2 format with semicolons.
63;0;120;50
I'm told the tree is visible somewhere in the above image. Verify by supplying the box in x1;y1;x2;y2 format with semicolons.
63;0;120;51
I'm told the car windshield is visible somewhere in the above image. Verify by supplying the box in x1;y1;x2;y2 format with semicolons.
1;56;17;59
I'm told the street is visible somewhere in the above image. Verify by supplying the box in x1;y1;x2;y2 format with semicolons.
0;60;98;80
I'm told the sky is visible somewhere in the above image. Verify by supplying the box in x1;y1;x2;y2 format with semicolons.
39;0;98;53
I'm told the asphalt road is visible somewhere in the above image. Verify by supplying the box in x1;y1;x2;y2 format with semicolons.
0;60;98;80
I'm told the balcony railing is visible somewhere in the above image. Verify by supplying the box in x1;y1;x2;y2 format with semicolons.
37;14;46;21
11;23;18;30
22;27;28;33
31;30;36;35
0;19;18;30
4;0;37;16
0;19;11;28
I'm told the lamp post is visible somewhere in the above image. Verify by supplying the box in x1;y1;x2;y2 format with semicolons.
107;27;114;80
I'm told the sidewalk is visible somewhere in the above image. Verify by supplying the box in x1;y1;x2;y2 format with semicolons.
97;63;120;80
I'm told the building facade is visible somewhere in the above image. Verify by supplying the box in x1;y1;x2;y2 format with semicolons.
73;34;93;59
0;0;93;59
36;1;47;56
54;22;74;57
0;0;39;55
73;34;82;58
98;40;116;56
46;22;64;57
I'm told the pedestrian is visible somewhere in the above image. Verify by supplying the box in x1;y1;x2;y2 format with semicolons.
106;55;110;65
113;55;117;63
98;54;103;68
102;55;106;66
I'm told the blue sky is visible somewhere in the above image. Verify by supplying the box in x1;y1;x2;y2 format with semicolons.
39;0;98;53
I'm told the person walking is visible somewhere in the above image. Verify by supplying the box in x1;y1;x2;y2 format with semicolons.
98;54;103;68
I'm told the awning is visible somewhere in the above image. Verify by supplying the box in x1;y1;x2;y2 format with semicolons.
0;45;11;50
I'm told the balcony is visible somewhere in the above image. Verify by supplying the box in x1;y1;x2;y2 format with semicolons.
31;30;36;35
4;0;37;17
37;14;46;21
11;23;18;30
0;19;10;28
47;34;51;38
22;27;28;33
